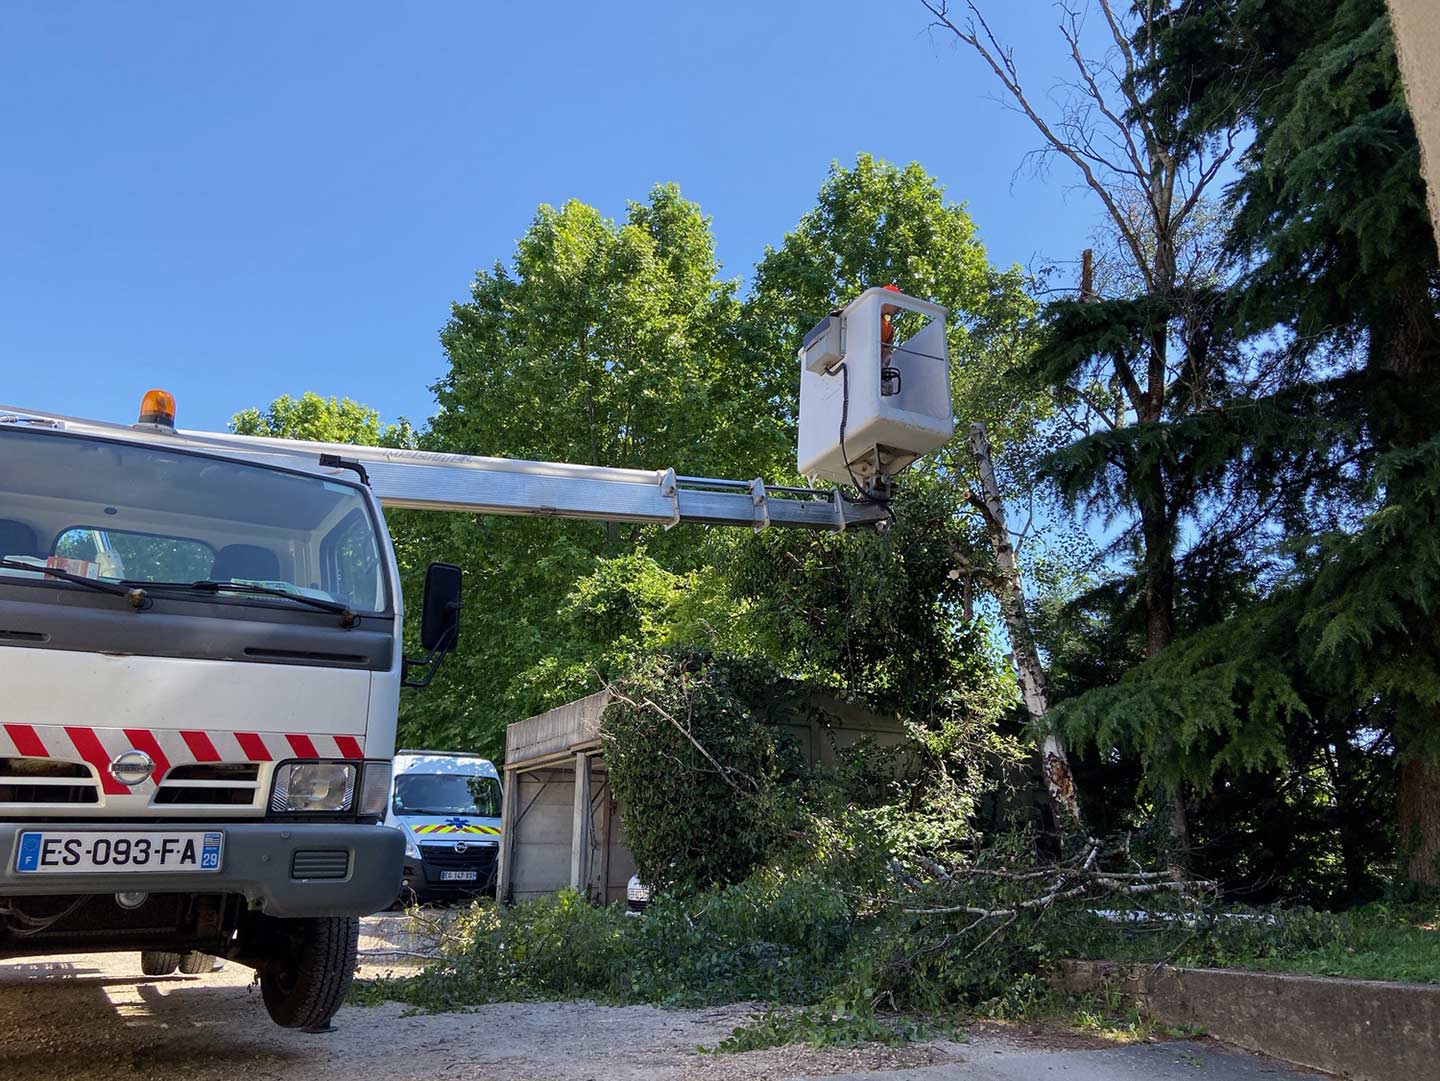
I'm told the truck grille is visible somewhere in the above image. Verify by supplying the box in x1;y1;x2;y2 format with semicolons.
291;850;351;880
0;757;98;805
153;763;261;807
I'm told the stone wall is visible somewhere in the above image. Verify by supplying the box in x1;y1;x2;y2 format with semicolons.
1059;959;1440;1081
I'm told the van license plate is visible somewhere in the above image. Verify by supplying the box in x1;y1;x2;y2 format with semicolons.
439;870;478;882
13;831;224;874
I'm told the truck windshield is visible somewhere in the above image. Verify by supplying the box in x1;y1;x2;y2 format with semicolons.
393;774;503;818
0;426;390;614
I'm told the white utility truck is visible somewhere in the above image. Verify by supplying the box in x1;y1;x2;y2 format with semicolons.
0;286;950;1031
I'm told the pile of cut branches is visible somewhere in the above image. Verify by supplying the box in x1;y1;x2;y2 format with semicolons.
889;837;1215;920
855;835;1219;1010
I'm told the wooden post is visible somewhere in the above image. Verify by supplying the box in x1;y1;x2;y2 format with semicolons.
968;422;1083;826
570;751;592;895
496;765;519;903
597;777;612;903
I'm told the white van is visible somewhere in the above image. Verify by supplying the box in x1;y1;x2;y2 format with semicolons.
385;751;502;904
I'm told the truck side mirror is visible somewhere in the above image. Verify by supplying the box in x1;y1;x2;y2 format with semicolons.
420;562;462;652
404;562;462;688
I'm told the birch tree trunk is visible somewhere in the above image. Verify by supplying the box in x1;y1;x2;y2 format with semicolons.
967;422;1083;826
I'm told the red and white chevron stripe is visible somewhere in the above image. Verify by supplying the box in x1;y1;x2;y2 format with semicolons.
0;723;364;795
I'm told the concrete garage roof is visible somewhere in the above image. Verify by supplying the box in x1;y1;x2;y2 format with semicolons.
504;689;611;770
503;683;909;774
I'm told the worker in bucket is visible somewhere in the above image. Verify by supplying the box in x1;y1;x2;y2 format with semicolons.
880;282;903;397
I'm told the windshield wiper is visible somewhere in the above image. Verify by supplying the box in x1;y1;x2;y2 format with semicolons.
0;558;150;610
144;579;359;628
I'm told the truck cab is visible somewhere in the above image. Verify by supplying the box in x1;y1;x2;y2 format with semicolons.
386;751;502;904
0;402;460;1030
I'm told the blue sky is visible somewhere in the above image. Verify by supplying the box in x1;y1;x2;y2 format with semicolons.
1;1;1103;433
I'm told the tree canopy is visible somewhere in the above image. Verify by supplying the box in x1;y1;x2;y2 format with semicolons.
226;2;1440;896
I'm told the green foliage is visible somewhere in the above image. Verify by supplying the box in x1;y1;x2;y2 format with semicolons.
391;183;782;754
743;153;1043;478
726;478;1014;720
351;872;856;1012
601;652;799;894
355;833;1429;1054
707;1008;934;1054
600;648;1019;897
432;184;776;475
744;153;1029;389
1064;900;1440;985
1220;0;1438;357
230;391;416;447
1038;0;1440;892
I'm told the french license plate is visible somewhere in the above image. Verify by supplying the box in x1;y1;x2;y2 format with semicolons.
14;831;224;874
439;870;478;882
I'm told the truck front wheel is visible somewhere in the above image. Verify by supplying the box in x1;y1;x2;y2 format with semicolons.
259;916;360;1031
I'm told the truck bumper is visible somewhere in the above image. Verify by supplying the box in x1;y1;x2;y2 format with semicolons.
0;822;403;918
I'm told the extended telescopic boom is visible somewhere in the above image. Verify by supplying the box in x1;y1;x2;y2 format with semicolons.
0;404;887;532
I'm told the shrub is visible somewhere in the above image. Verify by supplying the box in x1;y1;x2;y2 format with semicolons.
352;871;858;1013
601;648;1016;897
600;650;805;894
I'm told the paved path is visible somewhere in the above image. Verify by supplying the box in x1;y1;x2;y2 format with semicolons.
0;920;1327;1081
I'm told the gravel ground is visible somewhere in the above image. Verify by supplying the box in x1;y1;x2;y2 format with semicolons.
0;917;1327;1081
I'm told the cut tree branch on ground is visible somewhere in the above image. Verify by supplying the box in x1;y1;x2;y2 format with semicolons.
886;839;1216;920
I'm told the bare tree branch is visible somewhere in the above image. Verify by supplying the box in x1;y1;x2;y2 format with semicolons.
922;0;1158;291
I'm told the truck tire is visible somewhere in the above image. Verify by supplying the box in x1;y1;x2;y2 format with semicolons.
178;950;214;975
140;950;182;976
259;916;359;1031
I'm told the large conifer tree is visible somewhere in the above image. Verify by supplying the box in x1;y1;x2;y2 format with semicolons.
1054;0;1440;886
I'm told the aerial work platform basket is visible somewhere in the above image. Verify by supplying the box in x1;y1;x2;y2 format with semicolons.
797;287;954;489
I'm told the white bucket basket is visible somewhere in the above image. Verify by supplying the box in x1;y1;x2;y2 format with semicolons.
796;287;953;488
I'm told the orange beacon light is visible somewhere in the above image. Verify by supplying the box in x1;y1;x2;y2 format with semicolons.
138;389;177;428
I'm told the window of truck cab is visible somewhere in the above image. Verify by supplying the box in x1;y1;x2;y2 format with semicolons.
0;425;392;615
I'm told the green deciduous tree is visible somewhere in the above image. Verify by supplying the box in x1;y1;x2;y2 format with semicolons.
401;185;787;755
742;153;1090;823
743;153;1036;459
231;392;415;448
432;184;779;476
415;162;1038;759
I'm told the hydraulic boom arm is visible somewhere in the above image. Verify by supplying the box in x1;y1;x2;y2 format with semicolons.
0;404;886;532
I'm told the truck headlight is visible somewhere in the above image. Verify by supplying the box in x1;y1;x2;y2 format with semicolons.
270;762;356;813
403;832;421;860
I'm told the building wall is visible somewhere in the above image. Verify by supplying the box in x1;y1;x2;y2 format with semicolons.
1390;0;1440;248
504;766;576;904
602;782;638;903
